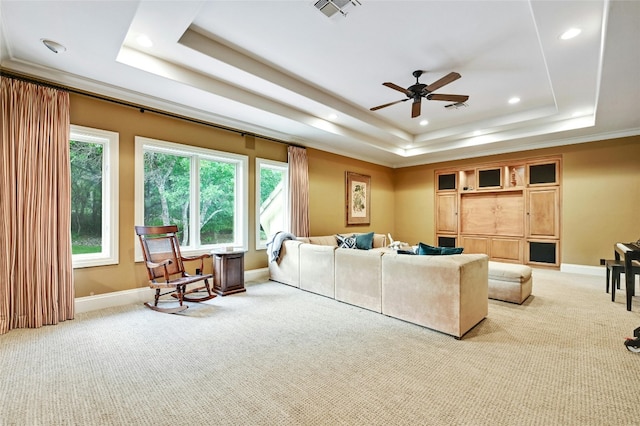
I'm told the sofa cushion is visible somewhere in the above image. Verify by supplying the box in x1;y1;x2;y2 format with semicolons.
381;253;489;338
488;261;532;283
299;244;336;298
268;239;303;288
336;234;357;249
372;234;387;248
355;232;374;250
309;235;338;246
335;248;383;313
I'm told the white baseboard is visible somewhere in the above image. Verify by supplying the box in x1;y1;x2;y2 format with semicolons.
245;267;269;282
75;268;270;314
75;287;154;314
560;263;606;276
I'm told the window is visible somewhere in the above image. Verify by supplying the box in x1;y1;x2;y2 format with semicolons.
256;158;289;249
134;137;248;260
70;125;119;268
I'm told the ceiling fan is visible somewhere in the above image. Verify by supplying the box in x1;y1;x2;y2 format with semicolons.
370;70;469;118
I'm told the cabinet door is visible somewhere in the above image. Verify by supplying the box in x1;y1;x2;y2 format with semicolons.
527;188;559;238
436;193;457;234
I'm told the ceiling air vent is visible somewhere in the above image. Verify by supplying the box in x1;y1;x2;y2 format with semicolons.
314;0;361;18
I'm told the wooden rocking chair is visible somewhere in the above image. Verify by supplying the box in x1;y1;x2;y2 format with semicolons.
135;225;216;313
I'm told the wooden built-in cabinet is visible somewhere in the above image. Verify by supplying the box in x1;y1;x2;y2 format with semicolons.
435;156;561;267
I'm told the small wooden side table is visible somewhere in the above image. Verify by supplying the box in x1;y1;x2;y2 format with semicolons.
211;249;246;296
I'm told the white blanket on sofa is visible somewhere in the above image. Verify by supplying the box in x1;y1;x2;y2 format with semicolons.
266;231;297;263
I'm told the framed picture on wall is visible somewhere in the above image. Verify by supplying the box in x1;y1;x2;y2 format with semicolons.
346;171;371;225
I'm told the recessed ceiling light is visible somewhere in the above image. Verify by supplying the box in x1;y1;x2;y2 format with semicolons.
473;130;482;136
328;113;338;120
508;97;521;105
41;39;66;54
136;34;153;48
419;120;429;126
560;28;582;40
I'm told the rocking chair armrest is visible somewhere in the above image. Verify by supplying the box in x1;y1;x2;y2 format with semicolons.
181;254;210;275
146;259;173;269
146;259;173;282
181;254;211;262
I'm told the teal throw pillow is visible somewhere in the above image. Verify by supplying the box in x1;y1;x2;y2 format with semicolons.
441;247;464;255
355;232;374;250
417;242;464;255
417;242;442;255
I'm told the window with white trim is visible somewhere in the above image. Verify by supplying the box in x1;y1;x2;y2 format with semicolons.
70;125;119;268
134;137;248;260
256;158;288;250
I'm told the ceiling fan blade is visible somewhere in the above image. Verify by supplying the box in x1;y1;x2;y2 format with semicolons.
427;94;469;103
370;98;409;111
383;82;411;95
411;99;421;118
427;93;469;102
425;72;461;92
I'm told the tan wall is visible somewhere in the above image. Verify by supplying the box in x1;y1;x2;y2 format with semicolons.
561;137;639;265
307;148;395;237
393;136;640;266
70;94;287;297
70;91;639;297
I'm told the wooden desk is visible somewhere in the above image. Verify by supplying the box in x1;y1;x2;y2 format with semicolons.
211;249;246;296
614;242;640;311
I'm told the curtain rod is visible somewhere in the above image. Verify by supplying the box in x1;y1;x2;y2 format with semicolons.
1;69;303;148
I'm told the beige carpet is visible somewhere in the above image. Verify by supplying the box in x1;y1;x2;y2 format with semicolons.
1;269;639;426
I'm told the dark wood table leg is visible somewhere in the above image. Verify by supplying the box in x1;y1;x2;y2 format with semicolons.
625;256;633;311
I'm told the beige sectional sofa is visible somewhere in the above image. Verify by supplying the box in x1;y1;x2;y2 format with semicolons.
268;233;489;338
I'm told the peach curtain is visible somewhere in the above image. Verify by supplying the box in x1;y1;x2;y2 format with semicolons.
0;77;74;335
287;146;310;237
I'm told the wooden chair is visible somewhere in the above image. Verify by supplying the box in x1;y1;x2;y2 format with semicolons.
135;225;216;313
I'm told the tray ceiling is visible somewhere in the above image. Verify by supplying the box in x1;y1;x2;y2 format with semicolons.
1;0;638;167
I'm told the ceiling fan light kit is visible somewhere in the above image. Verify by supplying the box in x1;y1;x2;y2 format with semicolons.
41;39;66;54
371;70;469;118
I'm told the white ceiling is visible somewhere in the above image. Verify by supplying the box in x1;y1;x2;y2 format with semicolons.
1;0;638;167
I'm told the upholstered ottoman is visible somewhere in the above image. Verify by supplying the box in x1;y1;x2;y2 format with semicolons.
488;261;532;304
